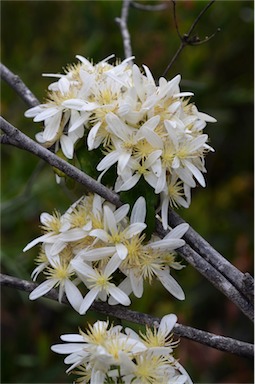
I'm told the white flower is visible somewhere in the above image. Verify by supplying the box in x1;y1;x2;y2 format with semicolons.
29;254;83;312
85;196;147;260
71;256;131;314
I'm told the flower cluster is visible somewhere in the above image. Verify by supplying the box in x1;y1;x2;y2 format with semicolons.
51;315;193;384
23;193;188;314
25;55;216;228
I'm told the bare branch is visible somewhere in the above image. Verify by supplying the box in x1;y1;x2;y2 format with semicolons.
186;0;215;38
167;209;254;305
1;117;253;321
156;221;254;322
0;117;121;208
1;273;253;359
162;0;220;77
115;0;133;61
131;1;170;11
0;63;40;107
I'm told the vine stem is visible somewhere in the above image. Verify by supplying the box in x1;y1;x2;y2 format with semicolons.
1;273;253;359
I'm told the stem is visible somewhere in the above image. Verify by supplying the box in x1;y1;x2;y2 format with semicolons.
1;273;253;359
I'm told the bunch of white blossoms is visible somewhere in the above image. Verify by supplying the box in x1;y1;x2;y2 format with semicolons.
23;193;188;314
25;55;216;229
51;315;193;384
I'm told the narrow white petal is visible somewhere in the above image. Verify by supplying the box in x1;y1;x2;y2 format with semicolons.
124;223;146;239
104;205;118;234
89;228;109;242
60;228;86;241
159;314;177;336
161;194;170;230
116;173;141;192
33;107;59;122
87;122;102;150
130;196;146;224
108;286;131;306
157;270;185;300
149;239;185;250
60;135;74;159
96;151;119;171
115;243;128;260
23;233;54;252
60;334;85;342
29;279;57;300
130;271;143;298
76;247;116;261
104;253;122;276
165;223;189;240
65;279;83;312
51;343;84;354
184;161;206;187
79;287;100;314
114;204;130;223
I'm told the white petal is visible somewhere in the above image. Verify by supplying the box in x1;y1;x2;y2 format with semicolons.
65;279;83;312
87;122;102;150
29;279;57;300
130;196;146;224
115;243;128;260
51;343;84;354
60;334;85;342
149;239;185;251
104;205;118;234
60;228;87;241
184;161;206;187
89;229;109;243
60;135;74;159
116;173;141;192
161;195;169;230
165;223;189;240
157;270;185;300
33;107;59;122
23;233;55;252
124;223;146;239
159;314;177;336
130;271;143;298
79;287;100;314
108;286;131;306
104;253;122;276
114;204;130;223
96;151;119;171
62;99;98;111
78;246;116;262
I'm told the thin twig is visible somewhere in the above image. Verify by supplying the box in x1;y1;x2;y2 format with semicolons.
0;63;40;107
115;0;133;61
162;0;219;77
1;273;253;359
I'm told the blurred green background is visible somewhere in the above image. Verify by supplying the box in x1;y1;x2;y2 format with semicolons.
1;1;253;383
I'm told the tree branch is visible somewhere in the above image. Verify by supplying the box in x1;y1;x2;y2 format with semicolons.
1;273;253;359
0;62;40;107
0;116;121;208
162;0;220;77
1;116;253;321
115;0;133;61
167;209;254;303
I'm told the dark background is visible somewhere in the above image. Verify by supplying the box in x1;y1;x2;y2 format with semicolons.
1;1;253;383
